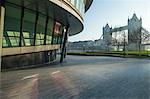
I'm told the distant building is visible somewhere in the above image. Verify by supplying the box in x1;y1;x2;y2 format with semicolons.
67;39;106;52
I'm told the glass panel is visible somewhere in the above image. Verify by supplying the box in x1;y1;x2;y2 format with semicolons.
4;4;21;32
36;33;41;39
46;35;52;44
7;31;15;36
36;40;41;45
69;0;85;16
24;38;32;46
35;33;44;39
37;14;45;35
41;40;44;45
14;32;20;37
71;0;75;6
47;35;52;40
47;18;54;33
40;34;44;39
46;18;54;45
53;37;58;44
3;3;21;47
36;14;46;45
3;37;8;47
9;37;19;46
36;39;44;45
23;9;36;38
23;32;30;38
76;0;79;10
46;40;51;44
22;9;36;46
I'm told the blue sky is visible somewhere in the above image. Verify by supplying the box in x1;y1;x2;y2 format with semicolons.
69;0;150;42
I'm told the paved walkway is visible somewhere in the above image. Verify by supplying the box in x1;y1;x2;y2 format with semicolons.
1;56;150;99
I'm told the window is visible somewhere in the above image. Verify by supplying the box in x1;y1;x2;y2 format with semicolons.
76;0;79;10
22;9;36;46
3;3;21;47
54;22;61;35
71;0;76;6
69;0;85;17
52;22;62;44
36;14;46;45
3;37;8;47
46;18;54;45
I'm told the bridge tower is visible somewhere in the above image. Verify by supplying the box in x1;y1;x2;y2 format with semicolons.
128;14;142;50
103;23;112;45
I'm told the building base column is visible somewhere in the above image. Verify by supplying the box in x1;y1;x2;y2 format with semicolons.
0;6;5;71
60;27;68;63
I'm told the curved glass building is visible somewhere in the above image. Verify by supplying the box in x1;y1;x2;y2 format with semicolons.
0;0;93;69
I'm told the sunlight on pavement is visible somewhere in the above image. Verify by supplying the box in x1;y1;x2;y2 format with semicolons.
50;70;79;98
5;74;39;99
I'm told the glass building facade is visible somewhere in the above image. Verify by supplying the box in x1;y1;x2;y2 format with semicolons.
68;0;85;16
0;0;93;69
3;2;64;48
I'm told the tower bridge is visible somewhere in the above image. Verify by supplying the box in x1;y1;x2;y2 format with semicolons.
102;14;150;51
111;26;128;33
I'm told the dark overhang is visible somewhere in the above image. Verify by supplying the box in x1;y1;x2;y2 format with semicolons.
4;0;83;36
85;0;93;12
0;0;5;7
3;0;93;36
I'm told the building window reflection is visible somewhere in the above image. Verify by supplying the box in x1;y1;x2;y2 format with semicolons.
3;2;65;48
3;3;21;47
68;0;85;16
46;18;53;45
22;9;36;46
52;22;63;44
36;14;46;45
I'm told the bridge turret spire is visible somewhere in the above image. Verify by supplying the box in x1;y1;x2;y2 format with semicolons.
105;23;109;28
132;13;139;21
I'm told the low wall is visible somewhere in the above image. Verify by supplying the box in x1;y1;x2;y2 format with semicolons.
2;50;57;69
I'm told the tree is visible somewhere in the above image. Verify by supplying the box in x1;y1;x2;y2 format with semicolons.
104;39;112;52
112;31;127;52
129;28;150;56
122;31;128;56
